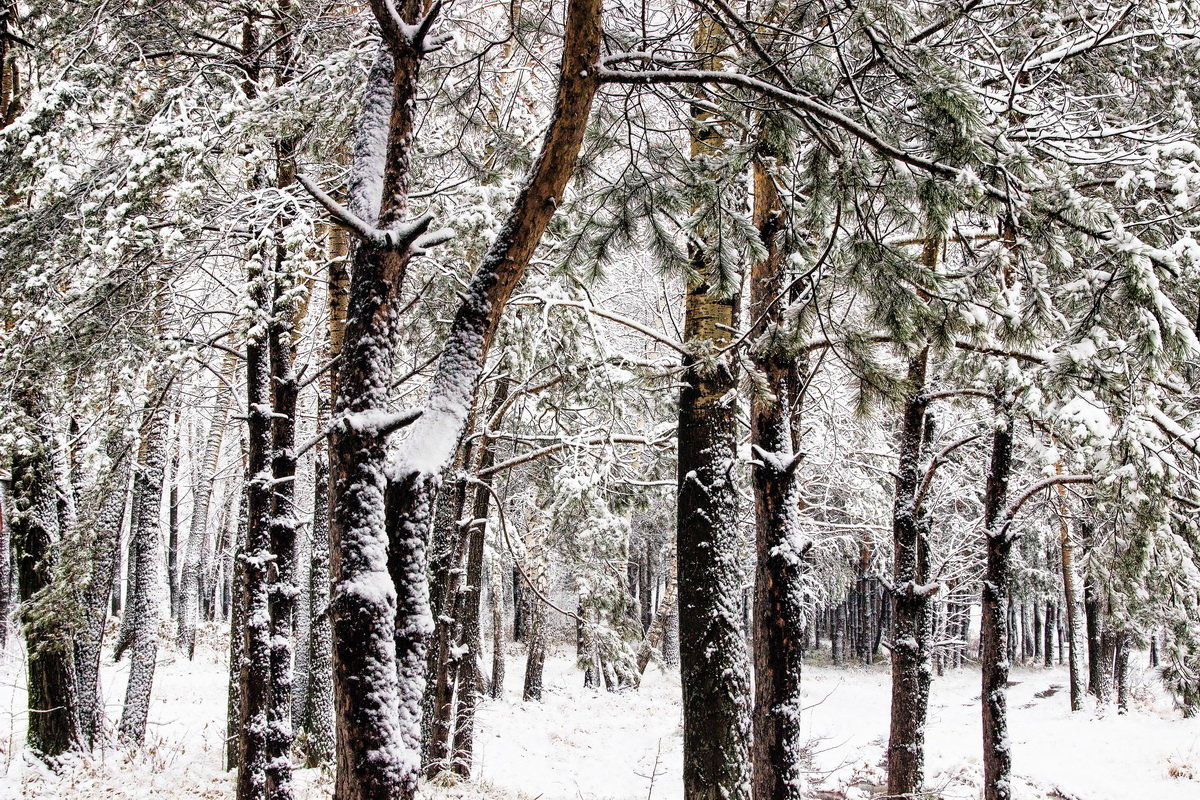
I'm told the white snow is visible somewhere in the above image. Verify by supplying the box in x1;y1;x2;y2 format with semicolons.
2;634;1197;799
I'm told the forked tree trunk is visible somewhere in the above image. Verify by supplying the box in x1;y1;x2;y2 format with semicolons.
325;2;601;797
981;407;1014;800
636;543;677;676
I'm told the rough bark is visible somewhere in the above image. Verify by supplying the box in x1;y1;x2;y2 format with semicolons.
236;244;276;800
118;381;171;745
179;360;234;658
1053;470;1086;711
324;3;601;797
521;515;549;702
981;408;1014;800
75;432;130;747
673;15;752;800
887;347;934;800
12;402;81;757
749;159;809;800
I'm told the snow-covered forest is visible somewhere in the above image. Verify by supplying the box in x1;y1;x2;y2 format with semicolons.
2;0;1200;798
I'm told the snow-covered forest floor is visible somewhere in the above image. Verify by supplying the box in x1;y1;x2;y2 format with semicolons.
0;628;1197;800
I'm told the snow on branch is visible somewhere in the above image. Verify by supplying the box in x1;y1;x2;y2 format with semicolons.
296;174;454;254
994;474;1094;542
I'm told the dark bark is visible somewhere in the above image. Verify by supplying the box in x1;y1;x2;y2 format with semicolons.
1115;631;1132;713
749;159;809;800
981;408;1014;800
1084;575;1111;702
236;245;276;800
226;483;249;771
11;404;81;757
300;454;335;766
887;349;934;800
326;2;602;798
0;478;9;650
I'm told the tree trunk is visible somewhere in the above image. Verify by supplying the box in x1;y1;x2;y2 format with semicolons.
1114;631;1132;713
749;158;809;800
637;543;678;676
1054;472;1086;711
522;516;549;702
0;477;9;650
326;2;601;797
490;557;506;698
180;360;233;658
75;432;129;747
118;381;171;745
12;401;82;757
887;347;934;800
236;236;276;800
1084;575;1111;703
981;408;1014;800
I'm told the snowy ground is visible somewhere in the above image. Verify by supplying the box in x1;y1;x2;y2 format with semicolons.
1;630;1197;799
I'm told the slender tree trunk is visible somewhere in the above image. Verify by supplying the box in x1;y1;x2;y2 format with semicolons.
749;159;809;800
118;381;171;745
490;557;506;698
300;454;335;767
886;348;934;800
227;482;249;771
1054;471;1085;710
0;478;9;650
981;407;1014;800
75;432;130;746
1114;631;1132;713
180;361;233;657
522;516;549;702
637;543;678;676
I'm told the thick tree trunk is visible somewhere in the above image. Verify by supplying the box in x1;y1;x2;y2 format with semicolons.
673;16;752;800
118;383;171;745
981;409;1014;800
326;2;600;798
749;159;809;800
236;243;276;800
12;403;82;757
